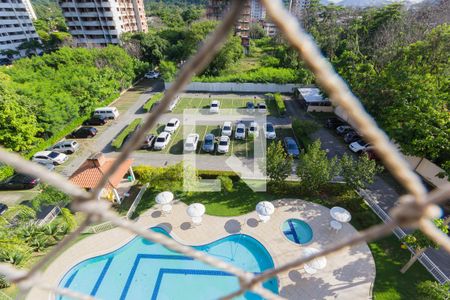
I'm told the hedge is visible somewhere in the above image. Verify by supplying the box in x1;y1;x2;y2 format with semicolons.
196;169;240;181
143;92;164;112
111;118;142;150
193;67;299;84
274;93;286;115
0;165;14;181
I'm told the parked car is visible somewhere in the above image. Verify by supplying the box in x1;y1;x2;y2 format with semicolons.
168;96;180;112
248;122;259;137
0;203;8;215
344;131;361;144
93;107;119;120
210;100;220;113
154;132;171;150
83;115;107;126
36;162;56;171
164;118;180;133
257;102;267;113
235;123;246;140
70;127;97;138
217;136;230;153
246;102;255;113
283;137;300;158
32;151;68;165
184;133;200;152
222;121;233;136
49;140;80;154
264;123;276;140
0;174;40;190
141;134;156;150
202;133;215;153
336;125;353;135
144;71;160;79
326;117;345;129
349;139;372;153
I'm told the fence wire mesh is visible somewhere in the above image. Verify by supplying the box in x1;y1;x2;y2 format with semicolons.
0;0;449;299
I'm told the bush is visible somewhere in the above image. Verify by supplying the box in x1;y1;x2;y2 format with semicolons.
291;119;319;149
111;118;142;150
416;281;450;300
197;169;240;180
134;163;185;190
0;275;10;289
0;165;14;181
143;92;164;112
218;175;233;192
194;67;299;84
160;60;177;81
273;93;286;115
261;56;280;67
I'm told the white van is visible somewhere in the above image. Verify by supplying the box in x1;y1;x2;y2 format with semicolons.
93;107;119;120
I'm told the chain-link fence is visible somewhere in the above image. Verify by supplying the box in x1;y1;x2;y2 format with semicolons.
1;0;449;299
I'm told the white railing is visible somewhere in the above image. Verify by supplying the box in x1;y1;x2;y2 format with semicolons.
359;189;450;284
35;206;61;227
126;183;149;219
0;290;12;300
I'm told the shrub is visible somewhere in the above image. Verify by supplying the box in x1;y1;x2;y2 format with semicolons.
416;281;450;300
111;118;142;150
160;60;177;81
291;119;319;149
261;55;280;67
218;175;233;192
143;92;164;112
134;163;185;190
0;165;14;181
197;169;240;180
273;93;286;115
194;67;299;84
0;275;10;289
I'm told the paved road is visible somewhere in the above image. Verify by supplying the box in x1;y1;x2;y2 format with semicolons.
284;96;450;280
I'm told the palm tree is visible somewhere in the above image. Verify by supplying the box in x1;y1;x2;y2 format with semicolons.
60;208;77;231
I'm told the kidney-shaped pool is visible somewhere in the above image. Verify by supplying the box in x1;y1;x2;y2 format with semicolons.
58;227;278;300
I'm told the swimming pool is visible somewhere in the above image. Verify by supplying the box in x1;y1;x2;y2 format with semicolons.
282;218;313;245
58;227;278;300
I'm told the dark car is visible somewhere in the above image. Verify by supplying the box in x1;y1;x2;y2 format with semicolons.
246;102;255;113
363;148;379;161
344;131;361;144
283;137;300;158
0;203;8;215
83;115;107;126
202;133;215;153
326;118;345;129
0;174;40;190
141;134;156;150
70;127;98;138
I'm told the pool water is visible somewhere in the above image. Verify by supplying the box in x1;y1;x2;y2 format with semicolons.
58;227;278;300
282;219;313;244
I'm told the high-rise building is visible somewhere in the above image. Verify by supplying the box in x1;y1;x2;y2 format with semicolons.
0;0;40;60
250;0;265;21
58;0;148;47
289;0;310;17
206;0;251;39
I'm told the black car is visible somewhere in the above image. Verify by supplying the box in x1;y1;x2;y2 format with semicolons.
0;203;8;215
326;117;345;129
344;131;361;143
83;115;107;126
70;127;98;138
0;174;40;190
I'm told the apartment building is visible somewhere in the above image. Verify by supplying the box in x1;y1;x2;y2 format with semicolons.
0;0;40;60
250;0;265;21
206;0;251;39
59;0;148;47
289;0;310;17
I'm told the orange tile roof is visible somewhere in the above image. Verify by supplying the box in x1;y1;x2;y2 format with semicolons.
70;157;133;189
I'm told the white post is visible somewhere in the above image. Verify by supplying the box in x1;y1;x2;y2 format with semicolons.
128;167;136;181
113;189;121;204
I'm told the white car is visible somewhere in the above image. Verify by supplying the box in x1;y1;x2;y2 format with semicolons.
222;121;233;136
264;123;276;140
144;71;160;79
154;132;171;150
235;123;246;140
184;133;199;152
257;103;267;113
168;96;180;112
49;140;80;154
217;136;230;153
210;100;220;113
248;122;259;137
32;151;68;165
164;118;180;133
349;139;372;153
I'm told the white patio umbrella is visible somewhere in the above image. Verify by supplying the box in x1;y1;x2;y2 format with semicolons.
187;203;205;225
156;191;174;215
256;201;275;223
330;206;351;223
302;247;327;274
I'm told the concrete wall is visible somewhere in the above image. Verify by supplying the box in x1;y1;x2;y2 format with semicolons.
307;106;334;113
165;82;308;93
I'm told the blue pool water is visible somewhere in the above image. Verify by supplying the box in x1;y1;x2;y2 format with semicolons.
282;219;313;244
58;227;278;300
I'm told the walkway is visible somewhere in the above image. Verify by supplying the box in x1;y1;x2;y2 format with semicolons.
26;199;374;300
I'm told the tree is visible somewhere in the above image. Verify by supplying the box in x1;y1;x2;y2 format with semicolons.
181;6;203;24
159;60;177;81
18;39;41;56
297;140;340;193
249;23;266;39
60;208;77;231
0;49;19;60
400;218;449;273
416;281;450;300
340;153;383;190
265;141;292;184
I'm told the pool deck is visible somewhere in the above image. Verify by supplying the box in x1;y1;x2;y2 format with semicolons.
27;199;375;300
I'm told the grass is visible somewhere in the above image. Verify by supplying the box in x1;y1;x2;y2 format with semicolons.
111;118;142;150
171;97;268;114
143;92;164;112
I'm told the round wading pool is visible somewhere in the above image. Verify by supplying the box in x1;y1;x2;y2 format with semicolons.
282;219;313;245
